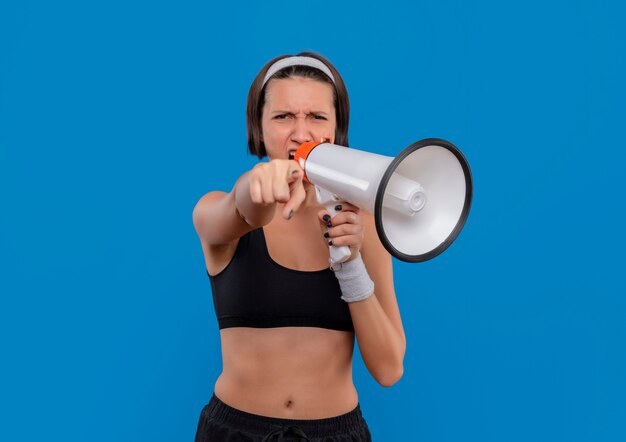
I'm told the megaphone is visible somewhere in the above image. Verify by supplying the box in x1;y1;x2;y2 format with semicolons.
294;138;472;264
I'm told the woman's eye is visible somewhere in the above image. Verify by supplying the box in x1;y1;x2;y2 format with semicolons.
311;114;327;120
274;114;292;120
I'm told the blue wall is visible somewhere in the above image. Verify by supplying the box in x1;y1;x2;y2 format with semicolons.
1;1;624;440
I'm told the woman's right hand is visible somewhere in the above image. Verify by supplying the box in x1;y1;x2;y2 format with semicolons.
248;159;306;220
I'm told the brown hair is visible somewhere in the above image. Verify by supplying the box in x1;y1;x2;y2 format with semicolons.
246;52;350;158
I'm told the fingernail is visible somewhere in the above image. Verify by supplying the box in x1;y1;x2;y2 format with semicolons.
328;239;333;246
322;214;331;222
326;221;332;228
288;210;294;220
323;231;329;238
334;204;342;211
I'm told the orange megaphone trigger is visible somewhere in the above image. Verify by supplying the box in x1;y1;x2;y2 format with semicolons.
294;138;332;183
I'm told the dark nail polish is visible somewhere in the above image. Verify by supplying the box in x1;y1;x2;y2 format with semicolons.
323;231;329;238
326;221;332;228
328;239;333;246
335;204;342;212
288;210;294;220
322;214;331;222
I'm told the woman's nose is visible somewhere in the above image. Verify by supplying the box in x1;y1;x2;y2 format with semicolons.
291;118;313;144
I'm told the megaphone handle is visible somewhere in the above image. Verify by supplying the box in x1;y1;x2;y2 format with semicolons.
315;186;352;266
329;240;352;266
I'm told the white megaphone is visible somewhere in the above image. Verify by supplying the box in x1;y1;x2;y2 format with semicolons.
294;138;472;264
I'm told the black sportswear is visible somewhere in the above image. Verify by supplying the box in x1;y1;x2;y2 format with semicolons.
207;228;354;332
195;394;371;441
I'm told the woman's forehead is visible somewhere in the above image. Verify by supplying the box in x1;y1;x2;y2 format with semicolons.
264;77;334;110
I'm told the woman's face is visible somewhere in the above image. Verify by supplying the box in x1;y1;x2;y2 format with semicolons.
261;77;336;160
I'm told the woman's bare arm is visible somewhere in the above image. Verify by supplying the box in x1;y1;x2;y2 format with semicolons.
192;160;305;246
322;212;406;386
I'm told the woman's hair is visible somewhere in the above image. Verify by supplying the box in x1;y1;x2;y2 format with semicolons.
246;51;350;158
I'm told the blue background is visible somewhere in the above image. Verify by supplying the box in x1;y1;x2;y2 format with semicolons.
1;1;625;440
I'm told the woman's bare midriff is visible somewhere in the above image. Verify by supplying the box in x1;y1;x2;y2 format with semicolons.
214;326;358;419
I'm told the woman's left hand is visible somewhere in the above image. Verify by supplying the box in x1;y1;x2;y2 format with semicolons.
318;202;364;262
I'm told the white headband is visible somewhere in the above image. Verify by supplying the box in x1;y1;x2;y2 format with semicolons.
262;56;336;87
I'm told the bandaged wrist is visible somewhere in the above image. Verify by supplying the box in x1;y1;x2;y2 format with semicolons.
332;254;374;303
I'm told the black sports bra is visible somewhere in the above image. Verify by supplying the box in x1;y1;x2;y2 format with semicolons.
207;228;354;332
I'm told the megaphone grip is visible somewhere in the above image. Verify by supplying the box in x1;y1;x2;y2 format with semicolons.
315;185;352;267
329;242;352;266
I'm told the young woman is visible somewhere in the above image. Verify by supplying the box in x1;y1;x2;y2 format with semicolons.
193;52;405;441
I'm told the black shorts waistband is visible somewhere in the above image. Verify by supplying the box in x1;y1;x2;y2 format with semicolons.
203;393;366;437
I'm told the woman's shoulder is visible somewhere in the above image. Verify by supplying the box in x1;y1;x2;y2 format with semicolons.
193;190;254;274
361;212;381;252
193;189;255;246
193;190;228;218
360;211;392;273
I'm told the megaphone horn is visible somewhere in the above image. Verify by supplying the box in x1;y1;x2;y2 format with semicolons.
294;138;473;263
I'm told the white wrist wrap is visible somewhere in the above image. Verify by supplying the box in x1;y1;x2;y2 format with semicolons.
332;254;374;303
